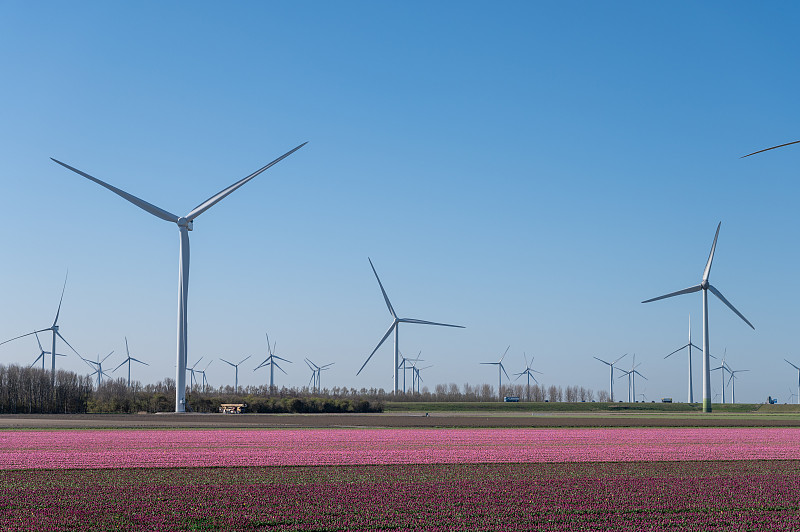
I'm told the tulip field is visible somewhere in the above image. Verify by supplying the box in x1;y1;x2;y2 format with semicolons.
1;427;799;530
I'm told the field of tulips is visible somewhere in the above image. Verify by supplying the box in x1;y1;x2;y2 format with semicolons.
1;428;799;530
2;427;800;469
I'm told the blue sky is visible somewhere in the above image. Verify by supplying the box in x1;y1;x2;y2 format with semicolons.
1;2;799;403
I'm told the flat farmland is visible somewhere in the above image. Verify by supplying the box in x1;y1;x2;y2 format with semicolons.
3;411;800;530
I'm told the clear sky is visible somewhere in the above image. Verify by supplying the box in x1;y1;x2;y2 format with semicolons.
1;2;799;403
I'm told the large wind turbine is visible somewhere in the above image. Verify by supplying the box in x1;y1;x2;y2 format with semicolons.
642;222;754;412
785;359;800;405
113;337;149;387
663;315;704;403
593;354;626;402
52;143;306;412
220;355;251;394
357;258;464;394
481;346;511;401
0;272;81;385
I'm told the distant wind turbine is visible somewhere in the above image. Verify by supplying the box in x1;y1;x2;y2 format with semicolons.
306;358;333;393
514;352;542;402
52;143;306;412
481;346;511;401
642;222;754;412
0;272;81;385
663;315;705;403
618;355;646;403
30;332;64;370
410;361;432;394
254;333;291;393
113;337;149;387
82;351;114;387
711;349;732;405
220;355;251;394
357;258;464;394
593;354;626;402
197;360;212;393
726;365;749;404
785;359;800;406
187;357;204;390
398;351;423;394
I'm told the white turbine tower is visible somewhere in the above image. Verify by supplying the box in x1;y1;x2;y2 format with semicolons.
663;315;704;403
514;353;542;402
220;355;251;394
357;258;464;394
593;354;626;402
254;333;291;393
642;222;754;413
481;346;511;401
785;359;800;406
113;337;149;387
0;272;81;385
52;143;306;412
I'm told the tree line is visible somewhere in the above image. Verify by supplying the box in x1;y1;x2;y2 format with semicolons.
0;363;605;414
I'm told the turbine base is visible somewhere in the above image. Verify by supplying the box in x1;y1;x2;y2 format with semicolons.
702;399;712;413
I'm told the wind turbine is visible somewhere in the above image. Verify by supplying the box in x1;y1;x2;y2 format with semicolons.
306;358;333;393
663;315;705;403
83;351;114;387
357;258;464;394
0;272;81;385
711;349;732;404
197;360;212;393
220;355;251;394
187;357;203;390
642;222;754;412
398;351;423;394
481;346;511;401
30;332;64;370
785;359;800;406
593;354;626;402
52;143;306;412
410;361;432;394
254;333;291;393
112;337;149;387
514;353;542;402
618;356;646;403
726;365;749;404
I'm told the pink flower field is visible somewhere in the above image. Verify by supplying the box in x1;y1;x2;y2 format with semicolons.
2;427;799;469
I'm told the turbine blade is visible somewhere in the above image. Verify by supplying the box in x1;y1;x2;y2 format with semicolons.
741;139;800;158
56;332;81;357
186;143;307;221
125;337;130;357
112;360;127;372
52;271;69;327
357;323;396;375
273;355;292;363
612;353;627;365
101;351;114;364
129;357;148;366
368;258;396;319
703;222;721;283
664;344;690;359
0;329;50;347
399;318;464;328
691;343;703;352
785;359;800;371
50;159;180;223
220;358;236;367
238;355;251;365
500;364;510;380
708;284;755;330
593;356;611;366
499;345;510;363
642;285;702;304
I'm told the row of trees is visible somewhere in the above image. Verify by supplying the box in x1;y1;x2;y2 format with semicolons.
0;364;604;413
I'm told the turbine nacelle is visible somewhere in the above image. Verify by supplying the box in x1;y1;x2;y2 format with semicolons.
177;217;193;231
